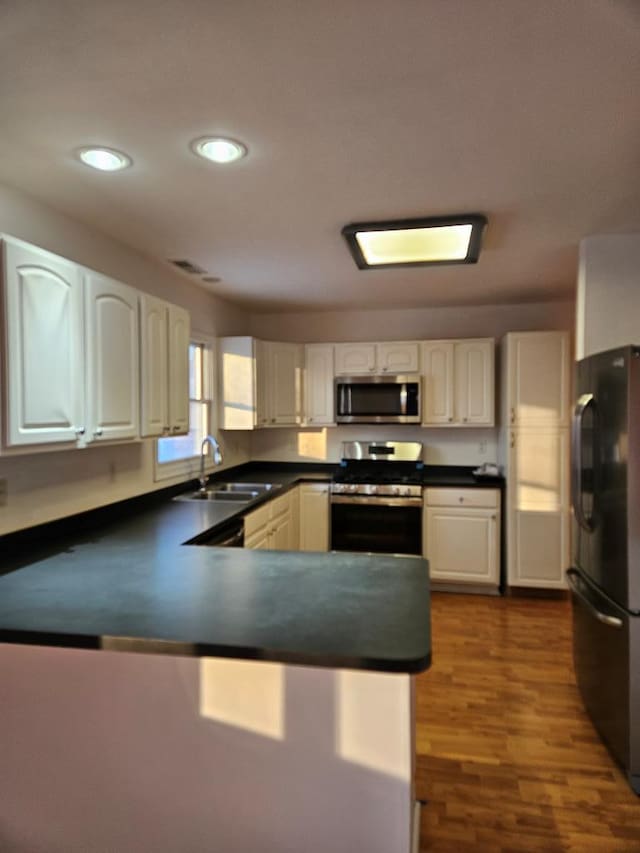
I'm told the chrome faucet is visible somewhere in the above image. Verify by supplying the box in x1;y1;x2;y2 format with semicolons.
199;435;223;492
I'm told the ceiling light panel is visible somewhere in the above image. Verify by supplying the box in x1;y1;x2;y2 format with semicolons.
342;215;487;269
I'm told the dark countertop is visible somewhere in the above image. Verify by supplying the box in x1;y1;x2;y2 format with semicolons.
0;463;430;673
0;463;501;672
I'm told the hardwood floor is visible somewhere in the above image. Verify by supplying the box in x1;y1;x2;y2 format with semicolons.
415;593;640;852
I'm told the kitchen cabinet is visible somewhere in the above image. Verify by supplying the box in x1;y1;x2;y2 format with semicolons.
304;344;335;425
423;488;500;587
504;331;571;427
422;338;494;426
219;336;302;429
334;341;419;375
298;482;330;551
2;236;84;447
506;426;570;588
502;330;571;589
84;272;139;443
244;490;296;550
2;236;143;450
139;295;190;438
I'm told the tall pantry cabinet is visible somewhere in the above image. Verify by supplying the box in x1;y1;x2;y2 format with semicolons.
502;331;571;589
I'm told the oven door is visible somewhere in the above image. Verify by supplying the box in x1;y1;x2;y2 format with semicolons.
331;496;422;555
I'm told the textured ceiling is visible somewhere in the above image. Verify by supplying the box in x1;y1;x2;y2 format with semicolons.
1;0;639;312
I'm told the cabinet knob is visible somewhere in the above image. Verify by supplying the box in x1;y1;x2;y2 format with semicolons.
75;427;85;436
462;417;468;422
491;515;497;520
308;417;313;423
510;408;515;424
162;426;170;434
93;428;103;437
271;418;276;423
382;366;388;372
459;497;464;503
448;417;453;422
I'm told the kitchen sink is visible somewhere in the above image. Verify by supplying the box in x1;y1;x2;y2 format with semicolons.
174;482;281;504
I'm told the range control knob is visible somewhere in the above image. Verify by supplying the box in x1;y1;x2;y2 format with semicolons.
348;484;358;494
392;486;400;496
370;485;378;495
404;487;412;496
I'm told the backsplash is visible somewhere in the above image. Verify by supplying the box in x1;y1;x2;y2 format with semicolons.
250;424;498;466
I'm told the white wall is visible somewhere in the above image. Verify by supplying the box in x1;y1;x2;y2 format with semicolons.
576;234;640;359
249;299;574;465
0;182;251;535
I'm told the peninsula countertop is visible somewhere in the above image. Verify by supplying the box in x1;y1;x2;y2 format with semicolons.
0;464;431;673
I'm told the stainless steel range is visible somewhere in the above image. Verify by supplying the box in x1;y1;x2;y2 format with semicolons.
330;441;424;556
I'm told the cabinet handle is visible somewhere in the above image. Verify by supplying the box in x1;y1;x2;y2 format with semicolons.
172;425;181;432
271;418;276;424
462;417;468;422
308;417;313;423
448;417;453;422
75;427;85;436
162;425;170;434
93;428;103;437
382;366;388;372
510;407;515;424
510;432;515;448
491;515;497;520
459;497;464;503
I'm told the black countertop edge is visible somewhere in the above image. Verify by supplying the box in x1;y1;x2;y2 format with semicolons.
0;628;431;674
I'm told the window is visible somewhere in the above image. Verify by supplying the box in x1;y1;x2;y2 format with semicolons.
155;337;215;480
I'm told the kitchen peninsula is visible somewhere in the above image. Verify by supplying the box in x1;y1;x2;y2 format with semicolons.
0;474;430;853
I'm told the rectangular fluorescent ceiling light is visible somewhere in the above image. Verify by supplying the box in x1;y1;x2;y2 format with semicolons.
341;214;487;269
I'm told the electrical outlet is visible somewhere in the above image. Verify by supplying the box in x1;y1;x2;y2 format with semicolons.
478;440;487;454
0;478;7;506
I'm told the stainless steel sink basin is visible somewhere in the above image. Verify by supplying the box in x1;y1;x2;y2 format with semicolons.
173;482;281;504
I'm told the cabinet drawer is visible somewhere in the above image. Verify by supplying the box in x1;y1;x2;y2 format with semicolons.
269;492;291;520
424;488;499;509
243;502;271;537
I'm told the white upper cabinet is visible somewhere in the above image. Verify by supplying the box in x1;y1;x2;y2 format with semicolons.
422;338;494;426
334;343;376;375
422;341;455;424
139;294;168;438
167;304;190;434
266;341;302;425
377;342;420;373
219;337;301;429
139;297;189;438
84;272;139;443
334;341;419;375
2;237;84;446
304;344;335;425
504;331;571;427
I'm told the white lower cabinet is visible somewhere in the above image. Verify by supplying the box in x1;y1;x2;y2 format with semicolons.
298;483;330;551
244;490;296;551
423;488;500;588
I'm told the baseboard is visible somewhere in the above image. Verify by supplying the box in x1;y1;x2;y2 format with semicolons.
430;582;500;596
506;586;569;600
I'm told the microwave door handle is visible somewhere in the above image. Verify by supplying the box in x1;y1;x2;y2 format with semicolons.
339;384;346;415
400;383;407;415
571;393;595;532
347;385;352;414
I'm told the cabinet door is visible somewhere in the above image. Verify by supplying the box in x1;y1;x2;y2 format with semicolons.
455;339;494;425
304;344;335;425
255;339;270;427
377;342;420;374
299;484;330;551
334;343;376;375
168;304;190;435
508;508;569;588
219;336;258;430
506;331;570;427
267;342;302;425
3;238;84;446
507;428;569;588
271;511;294;550
139;294;168;438
245;526;271;550
422;341;454;425
425;506;499;584
85;273;139;442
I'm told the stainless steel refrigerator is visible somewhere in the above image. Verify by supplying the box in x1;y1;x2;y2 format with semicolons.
569;345;640;795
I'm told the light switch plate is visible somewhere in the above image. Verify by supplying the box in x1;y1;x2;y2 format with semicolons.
0;478;7;506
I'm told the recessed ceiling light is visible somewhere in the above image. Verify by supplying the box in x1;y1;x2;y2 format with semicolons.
191;136;248;164
76;146;132;172
342;215;487;269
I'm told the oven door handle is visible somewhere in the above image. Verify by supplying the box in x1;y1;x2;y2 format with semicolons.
331;495;423;507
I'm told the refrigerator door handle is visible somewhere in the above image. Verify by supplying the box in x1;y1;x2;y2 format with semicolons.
571;393;596;532
566;569;623;629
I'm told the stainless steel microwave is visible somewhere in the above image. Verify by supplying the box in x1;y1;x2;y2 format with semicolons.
335;375;421;424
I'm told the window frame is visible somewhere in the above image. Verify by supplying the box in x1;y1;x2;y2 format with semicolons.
153;331;218;483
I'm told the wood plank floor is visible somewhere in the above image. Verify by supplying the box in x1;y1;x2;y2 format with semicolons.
415;593;640;852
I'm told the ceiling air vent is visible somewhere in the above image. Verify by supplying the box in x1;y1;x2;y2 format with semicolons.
169;258;206;275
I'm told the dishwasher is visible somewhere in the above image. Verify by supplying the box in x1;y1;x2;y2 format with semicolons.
188;517;245;547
